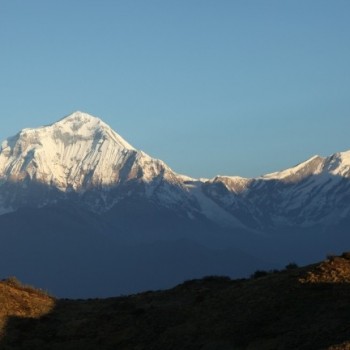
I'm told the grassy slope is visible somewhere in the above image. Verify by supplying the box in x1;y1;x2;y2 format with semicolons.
1;254;350;349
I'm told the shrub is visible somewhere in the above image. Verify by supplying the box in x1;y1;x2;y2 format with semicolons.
341;252;350;260
3;276;23;287
202;275;231;282
251;270;268;279
326;253;337;261
285;262;299;270
2;276;52;296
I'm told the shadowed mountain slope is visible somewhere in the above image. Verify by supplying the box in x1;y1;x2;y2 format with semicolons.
2;253;350;349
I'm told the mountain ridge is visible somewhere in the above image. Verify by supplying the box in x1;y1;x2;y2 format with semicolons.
1;111;350;230
2;253;350;349
0;111;350;297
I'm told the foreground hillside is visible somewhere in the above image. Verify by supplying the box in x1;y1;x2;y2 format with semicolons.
2;254;350;349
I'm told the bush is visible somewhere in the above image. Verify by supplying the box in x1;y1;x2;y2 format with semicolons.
3;276;23;287
326;253;337;261
202;275;231;282
285;262;298;270
251;270;268;279
341;252;350;260
2;276;52;296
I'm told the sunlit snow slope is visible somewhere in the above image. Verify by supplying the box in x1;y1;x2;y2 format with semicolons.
0;111;173;190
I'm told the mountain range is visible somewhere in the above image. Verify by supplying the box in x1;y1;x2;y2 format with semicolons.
0;111;349;297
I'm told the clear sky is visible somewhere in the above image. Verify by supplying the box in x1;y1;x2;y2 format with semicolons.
0;0;349;179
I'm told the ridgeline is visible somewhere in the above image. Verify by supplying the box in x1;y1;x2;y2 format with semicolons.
1;254;350;349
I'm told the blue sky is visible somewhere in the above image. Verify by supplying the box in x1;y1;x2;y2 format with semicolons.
0;1;349;178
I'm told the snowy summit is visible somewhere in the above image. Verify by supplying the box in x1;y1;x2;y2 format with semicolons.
0;111;167;190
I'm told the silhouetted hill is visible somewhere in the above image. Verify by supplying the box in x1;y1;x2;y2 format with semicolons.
2;253;350;349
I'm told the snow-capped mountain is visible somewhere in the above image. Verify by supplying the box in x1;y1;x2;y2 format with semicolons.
0;111;195;214
0;112;135;189
1;111;350;230
0;111;190;190
0;111;350;297
204;151;350;230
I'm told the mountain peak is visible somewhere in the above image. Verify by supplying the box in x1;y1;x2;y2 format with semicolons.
56;111;102;128
50;111;135;150
0;111;138;190
54;111;110;137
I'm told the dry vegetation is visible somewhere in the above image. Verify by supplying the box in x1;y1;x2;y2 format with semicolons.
0;277;54;340
1;254;350;349
300;252;350;284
